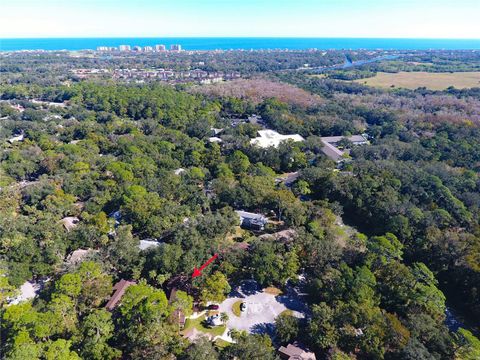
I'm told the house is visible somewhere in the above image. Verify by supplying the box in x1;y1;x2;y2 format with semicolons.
8;134;24;143
105;279;136;311
65;248;97;266
174;168;186;176
320;141;345;162
320;134;369;162
278;343;317;360
247;114;265;127
321;135;369;146
251;130;304;149
211;128;224;136
275;172;300;187
139;239;163;251
208;137;223;143
236;210;268;231
60;217;80;232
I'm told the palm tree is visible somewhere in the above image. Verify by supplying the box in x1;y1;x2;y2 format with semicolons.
220;312;229;325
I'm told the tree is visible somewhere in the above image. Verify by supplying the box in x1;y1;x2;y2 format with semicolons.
455;328;480;360
79;309;121;360
44;339;81;360
250;241;299;286
223;333;276;360
275;313;300;344
200;271;231;304
104;224;142;278
220;312;229;325
0;269;17;306
228;150;250;174
308;302;339;351
171;290;194;317
183;337;219;360
4;330;42;360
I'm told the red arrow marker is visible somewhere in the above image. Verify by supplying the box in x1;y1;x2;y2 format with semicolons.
192;253;218;279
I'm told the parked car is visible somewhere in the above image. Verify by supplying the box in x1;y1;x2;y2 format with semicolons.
207;304;219;310
240;302;247;312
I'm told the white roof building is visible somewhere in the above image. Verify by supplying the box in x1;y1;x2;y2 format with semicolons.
209;137;223;143
174;168;186;175
8;134;24;143
250;130;304;148
9;281;41;305
139;239;163;251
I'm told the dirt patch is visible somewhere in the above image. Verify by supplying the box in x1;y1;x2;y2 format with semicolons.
263;286;283;296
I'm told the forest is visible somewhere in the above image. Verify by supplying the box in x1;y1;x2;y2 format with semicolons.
0;49;479;360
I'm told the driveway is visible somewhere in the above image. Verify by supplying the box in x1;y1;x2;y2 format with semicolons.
218;280;307;335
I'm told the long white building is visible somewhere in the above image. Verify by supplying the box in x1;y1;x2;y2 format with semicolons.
250;130;304;148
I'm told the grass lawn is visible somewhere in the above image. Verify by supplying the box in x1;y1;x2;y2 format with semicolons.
263;286;283;296
183;315;226;337
354;71;480;90
232;300;243;317
280;309;294;317
215;338;231;349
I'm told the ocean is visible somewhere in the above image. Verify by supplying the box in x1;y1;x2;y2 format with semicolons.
1;38;480;51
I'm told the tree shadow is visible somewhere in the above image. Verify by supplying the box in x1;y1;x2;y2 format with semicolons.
250;322;276;336
276;295;309;314
238;280;259;296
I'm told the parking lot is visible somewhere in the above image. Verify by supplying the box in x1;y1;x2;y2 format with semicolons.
217;280;307;335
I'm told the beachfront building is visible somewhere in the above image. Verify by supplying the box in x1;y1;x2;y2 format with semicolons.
119;45;131;51
155;44;166;51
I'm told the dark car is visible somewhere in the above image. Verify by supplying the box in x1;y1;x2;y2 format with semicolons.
207;304;219;310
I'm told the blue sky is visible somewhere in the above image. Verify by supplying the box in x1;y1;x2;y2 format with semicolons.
2;0;479;38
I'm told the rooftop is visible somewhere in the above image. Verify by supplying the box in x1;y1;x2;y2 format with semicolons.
60;216;80;232
105;279;136;311
250;130;304;148
65;248;97;265
321;134;368;144
278;343;316;360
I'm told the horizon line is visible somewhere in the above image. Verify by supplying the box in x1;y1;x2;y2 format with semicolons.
2;36;480;40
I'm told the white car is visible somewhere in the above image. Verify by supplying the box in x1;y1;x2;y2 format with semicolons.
240;302;247;312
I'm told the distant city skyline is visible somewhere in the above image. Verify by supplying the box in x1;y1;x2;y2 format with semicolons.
1;0;479;39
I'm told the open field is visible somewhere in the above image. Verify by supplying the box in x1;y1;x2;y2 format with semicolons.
354;71;480;90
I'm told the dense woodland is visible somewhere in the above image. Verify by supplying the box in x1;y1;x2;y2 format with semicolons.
0;50;479;359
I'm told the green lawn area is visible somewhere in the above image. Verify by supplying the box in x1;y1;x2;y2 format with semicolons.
232;300;243;317
215;338;231;349
183;315;226;337
280;309;294;317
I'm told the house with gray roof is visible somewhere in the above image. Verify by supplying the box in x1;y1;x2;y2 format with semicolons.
236;210;268;231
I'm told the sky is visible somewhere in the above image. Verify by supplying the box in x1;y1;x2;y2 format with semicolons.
1;0;479;39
